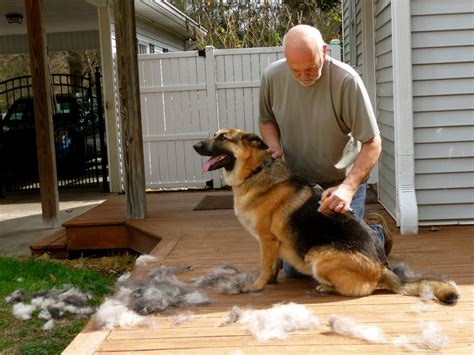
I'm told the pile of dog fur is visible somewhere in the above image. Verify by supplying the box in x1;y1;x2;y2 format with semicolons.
6;285;95;330
94;259;257;329
6;256;453;350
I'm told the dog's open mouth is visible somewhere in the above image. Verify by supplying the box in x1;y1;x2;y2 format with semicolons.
203;154;233;172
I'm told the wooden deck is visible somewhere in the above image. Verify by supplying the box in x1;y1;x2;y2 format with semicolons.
62;191;473;354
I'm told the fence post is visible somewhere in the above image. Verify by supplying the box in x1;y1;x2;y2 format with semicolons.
329;39;342;61
204;46;221;188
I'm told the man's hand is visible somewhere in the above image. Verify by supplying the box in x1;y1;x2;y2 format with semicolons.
318;184;356;214
259;121;282;159
267;146;282;159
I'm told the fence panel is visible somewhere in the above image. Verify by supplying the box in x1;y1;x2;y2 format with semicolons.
214;47;284;134
138;44;341;189
138;51;211;189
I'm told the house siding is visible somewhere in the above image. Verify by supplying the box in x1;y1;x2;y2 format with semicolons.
411;0;474;224
0;31;100;54
374;0;397;217
343;0;363;75
111;19;185;54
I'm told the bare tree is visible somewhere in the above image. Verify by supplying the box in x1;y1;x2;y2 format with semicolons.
173;0;342;49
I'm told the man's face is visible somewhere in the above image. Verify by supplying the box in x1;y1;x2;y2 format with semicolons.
286;46;326;87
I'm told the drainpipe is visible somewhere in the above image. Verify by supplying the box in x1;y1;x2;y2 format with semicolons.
391;0;418;234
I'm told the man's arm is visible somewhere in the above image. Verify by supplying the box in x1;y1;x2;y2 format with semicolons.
259;121;283;159
318;135;382;214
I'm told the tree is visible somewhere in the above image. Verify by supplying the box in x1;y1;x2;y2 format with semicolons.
172;0;342;49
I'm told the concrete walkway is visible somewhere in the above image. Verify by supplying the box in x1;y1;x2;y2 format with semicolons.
0;190;110;257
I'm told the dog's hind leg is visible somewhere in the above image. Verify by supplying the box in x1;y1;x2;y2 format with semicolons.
308;249;384;297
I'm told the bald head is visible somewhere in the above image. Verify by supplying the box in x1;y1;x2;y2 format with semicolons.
283;25;327;86
283;25;325;53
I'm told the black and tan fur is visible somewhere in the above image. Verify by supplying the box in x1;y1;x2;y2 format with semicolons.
193;128;459;305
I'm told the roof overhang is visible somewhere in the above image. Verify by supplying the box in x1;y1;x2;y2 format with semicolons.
134;0;206;39
0;0;205;39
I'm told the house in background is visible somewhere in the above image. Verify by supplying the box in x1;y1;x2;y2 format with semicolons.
0;0;204;193
342;0;474;233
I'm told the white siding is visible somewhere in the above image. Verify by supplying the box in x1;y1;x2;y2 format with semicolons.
0;31;100;54
374;0;397;217
343;0;363;75
111;18;186;55
411;0;474;224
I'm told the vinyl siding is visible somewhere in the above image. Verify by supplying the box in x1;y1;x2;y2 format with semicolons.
374;0;397;217
411;0;474;224
342;0;363;75
0;31;100;54
111;18;185;54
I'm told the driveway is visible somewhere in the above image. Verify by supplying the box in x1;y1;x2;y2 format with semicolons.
0;190;109;256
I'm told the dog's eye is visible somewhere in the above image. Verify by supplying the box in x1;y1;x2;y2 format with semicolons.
217;134;227;141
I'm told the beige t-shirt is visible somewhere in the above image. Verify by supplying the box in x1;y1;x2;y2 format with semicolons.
259;56;379;186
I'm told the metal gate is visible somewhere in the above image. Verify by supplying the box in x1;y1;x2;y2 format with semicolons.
0;69;108;192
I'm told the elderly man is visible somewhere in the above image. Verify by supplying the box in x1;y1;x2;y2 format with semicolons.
259;25;392;277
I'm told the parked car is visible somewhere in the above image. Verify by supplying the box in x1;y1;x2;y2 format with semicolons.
0;94;99;178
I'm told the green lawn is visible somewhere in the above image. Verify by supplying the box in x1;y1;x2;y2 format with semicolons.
0;256;127;354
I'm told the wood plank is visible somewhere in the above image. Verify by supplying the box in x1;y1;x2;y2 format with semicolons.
66;225;128;250
63;329;110;354
30;227;66;250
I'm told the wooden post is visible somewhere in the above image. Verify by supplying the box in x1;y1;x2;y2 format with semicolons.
113;0;147;218
97;2;122;193
25;0;59;228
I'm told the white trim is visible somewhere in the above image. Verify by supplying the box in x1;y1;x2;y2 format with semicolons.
361;0;379;185
391;0;419;234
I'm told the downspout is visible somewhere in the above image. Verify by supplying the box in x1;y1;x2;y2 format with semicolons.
391;0;418;234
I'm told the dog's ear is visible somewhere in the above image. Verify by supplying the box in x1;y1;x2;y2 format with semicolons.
242;133;269;150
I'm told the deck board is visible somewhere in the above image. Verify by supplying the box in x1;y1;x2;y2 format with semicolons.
63;191;474;354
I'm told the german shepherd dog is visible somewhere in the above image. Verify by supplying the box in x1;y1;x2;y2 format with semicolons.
193;128;459;305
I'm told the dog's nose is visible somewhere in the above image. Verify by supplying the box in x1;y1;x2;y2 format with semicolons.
193;141;204;152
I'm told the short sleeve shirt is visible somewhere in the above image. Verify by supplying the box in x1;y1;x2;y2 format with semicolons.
259;56;379;185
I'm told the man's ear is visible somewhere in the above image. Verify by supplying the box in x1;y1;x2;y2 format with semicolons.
242;133;269;150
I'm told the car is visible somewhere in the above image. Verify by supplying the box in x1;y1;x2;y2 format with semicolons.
0;94;100;179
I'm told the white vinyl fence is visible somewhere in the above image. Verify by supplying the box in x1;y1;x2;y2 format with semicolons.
138;44;341;189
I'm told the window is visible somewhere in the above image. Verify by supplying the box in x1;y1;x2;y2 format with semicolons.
138;43;148;54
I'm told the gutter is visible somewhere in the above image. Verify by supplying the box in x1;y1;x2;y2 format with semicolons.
143;0;207;36
391;0;418;234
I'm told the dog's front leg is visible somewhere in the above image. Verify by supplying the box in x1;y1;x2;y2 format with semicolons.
246;235;280;292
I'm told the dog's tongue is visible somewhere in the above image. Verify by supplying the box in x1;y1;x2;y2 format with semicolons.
203;155;222;172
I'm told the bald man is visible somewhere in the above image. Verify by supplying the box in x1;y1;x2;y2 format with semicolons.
259;25;392;277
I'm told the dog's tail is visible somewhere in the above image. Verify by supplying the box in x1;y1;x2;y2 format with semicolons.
380;267;459;305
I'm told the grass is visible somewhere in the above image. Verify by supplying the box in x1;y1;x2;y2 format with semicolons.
0;255;136;355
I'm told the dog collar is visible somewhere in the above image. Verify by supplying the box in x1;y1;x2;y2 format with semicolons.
244;156;275;181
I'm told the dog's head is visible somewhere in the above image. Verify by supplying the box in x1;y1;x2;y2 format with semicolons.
193;128;269;174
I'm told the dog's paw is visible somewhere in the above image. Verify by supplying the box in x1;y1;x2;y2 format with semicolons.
244;280;267;293
315;284;335;295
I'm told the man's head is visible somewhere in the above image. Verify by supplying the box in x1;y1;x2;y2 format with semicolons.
283;25;327;87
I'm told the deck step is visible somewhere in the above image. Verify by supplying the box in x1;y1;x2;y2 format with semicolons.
125;220;160;255
30;227;68;258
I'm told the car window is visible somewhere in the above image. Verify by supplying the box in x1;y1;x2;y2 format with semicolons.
5;100;33;125
55;97;83;117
